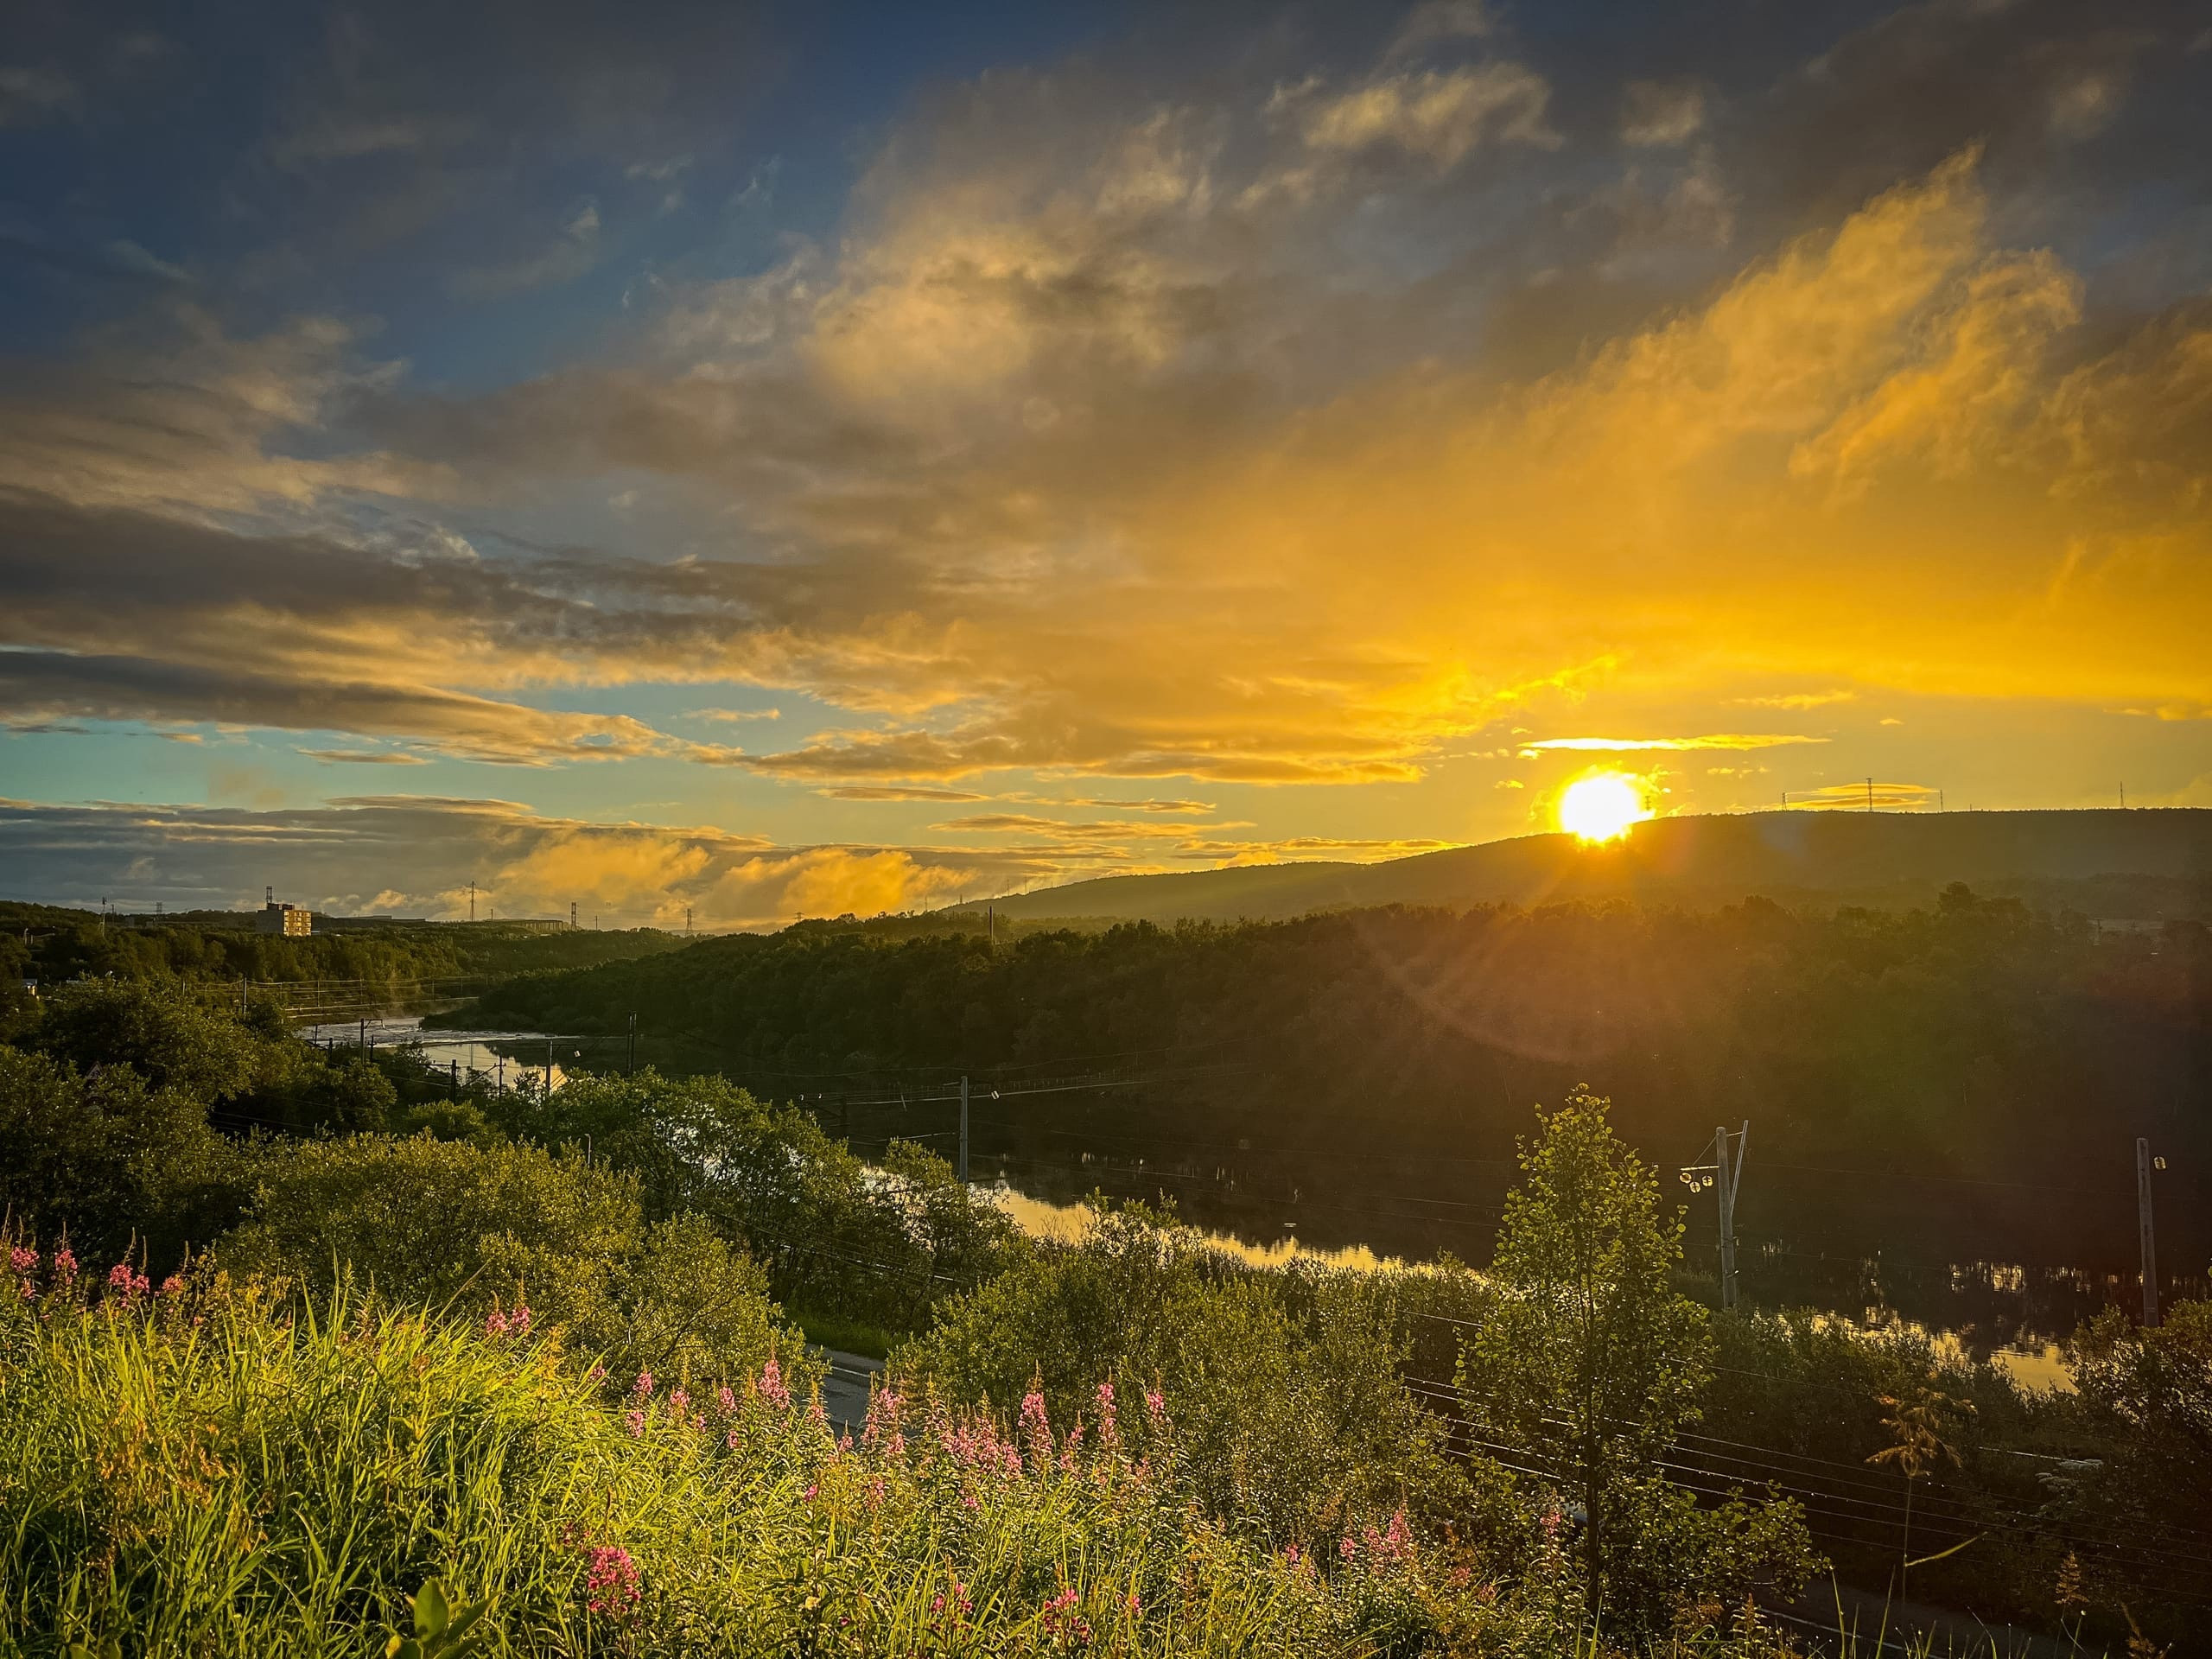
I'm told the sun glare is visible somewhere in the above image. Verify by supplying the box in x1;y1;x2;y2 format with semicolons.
1557;773;1652;843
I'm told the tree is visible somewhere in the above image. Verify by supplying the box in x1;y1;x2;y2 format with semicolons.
1465;1088;1714;1613
31;978;288;1103
0;1045;237;1263
1866;1382;1972;1598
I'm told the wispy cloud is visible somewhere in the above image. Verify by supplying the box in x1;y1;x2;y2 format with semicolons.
1521;734;1832;753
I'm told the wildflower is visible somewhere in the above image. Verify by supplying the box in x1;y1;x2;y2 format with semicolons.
717;1384;737;1415
1020;1388;1053;1470
1145;1388;1166;1421
803;1482;817;1502
16;1280;32;1301
963;1491;979;1510
511;1304;532;1336
587;1363;607;1384
862;1386;904;1459
1282;1543;1300;1566
9;1246;35;1274
1339;1535;1357;1560
669;1388;690;1418
485;1309;511;1338
583;1544;642;1620
52;1246;77;1277
1382;1510;1411;1561
727;1428;741;1451
1058;1419;1084;1473
105;1262;149;1300
159;1274;184;1298
808;1389;829;1427
1095;1381;1118;1451
632;1370;654;1397
626;1409;646;1438
1126;1591;1142;1615
760;1354;791;1410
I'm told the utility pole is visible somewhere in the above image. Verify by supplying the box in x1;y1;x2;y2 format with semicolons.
1715;1121;1749;1312
2139;1137;2160;1327
2120;783;2126;810
569;901;578;931
958;1075;969;1183
627;1012;638;1076
1866;777;1875;813
469;880;476;924
685;905;693;937
1688;1123;1750;1311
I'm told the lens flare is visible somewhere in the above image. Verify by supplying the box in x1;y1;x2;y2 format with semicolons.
1556;773;1651;842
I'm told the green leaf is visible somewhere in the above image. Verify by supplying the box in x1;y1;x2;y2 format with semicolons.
414;1581;451;1638
442;1599;488;1646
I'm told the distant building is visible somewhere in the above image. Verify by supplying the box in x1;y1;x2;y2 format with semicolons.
256;887;313;937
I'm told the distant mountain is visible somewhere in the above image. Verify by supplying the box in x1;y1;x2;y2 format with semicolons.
950;809;2212;925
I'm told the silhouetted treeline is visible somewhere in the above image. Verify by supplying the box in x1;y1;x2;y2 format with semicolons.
461;888;2209;1281
0;903;683;1019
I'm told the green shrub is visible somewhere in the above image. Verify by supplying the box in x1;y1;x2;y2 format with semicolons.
0;1046;240;1264
215;1133;804;1392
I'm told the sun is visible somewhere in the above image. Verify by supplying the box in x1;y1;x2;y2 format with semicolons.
1557;773;1652;843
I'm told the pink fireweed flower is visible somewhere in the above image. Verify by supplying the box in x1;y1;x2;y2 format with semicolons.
1127;1591;1143;1615
159;1274;184;1298
727;1428;741;1450
16;1280;32;1301
584;1544;642;1619
716;1385;737;1415
808;1389;829;1427
52;1247;77;1277
1020;1389;1053;1470
632;1370;654;1396
1339;1535;1357;1560
1145;1388;1166;1421
105;1263;149;1300
802;1482;817;1501
760;1355;791;1410
1058;1420;1084;1474
861;1386;904;1459
625;1409;646;1438
485;1309;511;1338
9;1246;35;1273
1094;1382;1118;1451
586;1363;607;1383
668;1389;690;1418
511;1304;532;1336
1382;1510;1411;1560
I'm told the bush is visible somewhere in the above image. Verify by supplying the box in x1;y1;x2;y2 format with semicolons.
0;1045;240;1264
28;979;295;1104
895;1201;1478;1548
495;1070;1030;1335
215;1133;805;1392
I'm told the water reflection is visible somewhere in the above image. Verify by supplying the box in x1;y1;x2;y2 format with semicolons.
300;1015;578;1091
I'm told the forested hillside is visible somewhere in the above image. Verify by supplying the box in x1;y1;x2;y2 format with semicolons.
1;904;683;1019
460;888;2210;1281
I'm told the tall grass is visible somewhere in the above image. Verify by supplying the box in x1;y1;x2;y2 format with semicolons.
0;1254;2075;1656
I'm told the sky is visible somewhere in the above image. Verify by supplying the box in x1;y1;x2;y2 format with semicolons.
2;0;2209;926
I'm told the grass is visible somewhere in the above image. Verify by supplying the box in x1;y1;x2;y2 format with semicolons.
0;1260;2103;1657
791;1306;899;1361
